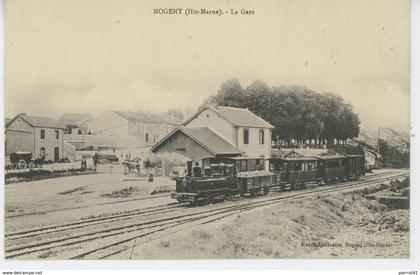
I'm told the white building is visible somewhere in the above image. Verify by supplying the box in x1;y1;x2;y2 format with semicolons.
183;105;273;159
152;105;274;171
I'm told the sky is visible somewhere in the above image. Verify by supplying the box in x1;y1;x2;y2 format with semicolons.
4;0;410;132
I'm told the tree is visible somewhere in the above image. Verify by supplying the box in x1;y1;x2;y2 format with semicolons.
378;139;410;168
204;79;361;145
207;78;247;107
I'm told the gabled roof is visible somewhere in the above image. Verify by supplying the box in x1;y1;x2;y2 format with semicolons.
183;105;274;129
111;110;180;125
217;106;274;128
6;113;64;129
151;126;243;156
58;113;93;126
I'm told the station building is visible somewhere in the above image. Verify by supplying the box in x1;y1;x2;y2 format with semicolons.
151;105;273;171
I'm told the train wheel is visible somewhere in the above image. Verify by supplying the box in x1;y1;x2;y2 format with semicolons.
263;187;269;195
211;196;225;203
197;197;210;206
101;159;110;165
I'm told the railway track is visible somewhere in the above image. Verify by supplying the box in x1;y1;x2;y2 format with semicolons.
5;202;186;240
4;169;408;260
70;170;409;259
4;169;398;240
5;192;172;219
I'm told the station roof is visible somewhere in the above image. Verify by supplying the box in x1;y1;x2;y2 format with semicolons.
183;105;274;129
182;127;243;155
151;126;243;156
217;106;274;128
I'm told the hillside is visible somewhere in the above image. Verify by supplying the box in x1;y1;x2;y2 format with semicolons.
357;127;409;150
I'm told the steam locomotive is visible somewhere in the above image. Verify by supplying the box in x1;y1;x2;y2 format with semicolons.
171;153;365;205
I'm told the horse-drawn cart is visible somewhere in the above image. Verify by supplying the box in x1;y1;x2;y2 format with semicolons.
8;151;44;170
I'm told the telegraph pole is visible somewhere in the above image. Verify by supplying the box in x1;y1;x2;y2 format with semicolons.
377;127;381;167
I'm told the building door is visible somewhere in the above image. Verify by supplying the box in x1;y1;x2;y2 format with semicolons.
54;147;60;162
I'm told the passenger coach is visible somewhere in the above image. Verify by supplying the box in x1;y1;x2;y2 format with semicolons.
269;152;318;190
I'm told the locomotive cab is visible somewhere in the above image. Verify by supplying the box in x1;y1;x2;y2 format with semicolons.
172;162;240;204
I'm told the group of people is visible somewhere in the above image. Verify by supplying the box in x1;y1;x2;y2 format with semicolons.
80;153;99;171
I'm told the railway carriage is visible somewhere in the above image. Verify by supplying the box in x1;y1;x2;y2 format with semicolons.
317;155;346;183
270;152;318;191
232;156;266;173
237;170;273;196
344;155;365;180
232;157;272;196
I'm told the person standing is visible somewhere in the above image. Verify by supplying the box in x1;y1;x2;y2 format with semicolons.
93;153;98;171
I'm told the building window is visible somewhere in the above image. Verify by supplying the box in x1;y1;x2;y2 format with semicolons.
40;147;45;157
243;129;249;144
259;129;264;144
55;130;59;139
40;129;45;139
145;133;149;143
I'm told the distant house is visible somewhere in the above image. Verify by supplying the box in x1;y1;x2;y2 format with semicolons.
58;113;93;134
59;113;93;150
151;105;274;170
82;110;180;148
5;113;65;162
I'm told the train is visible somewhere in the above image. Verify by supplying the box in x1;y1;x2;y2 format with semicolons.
171;152;365;205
